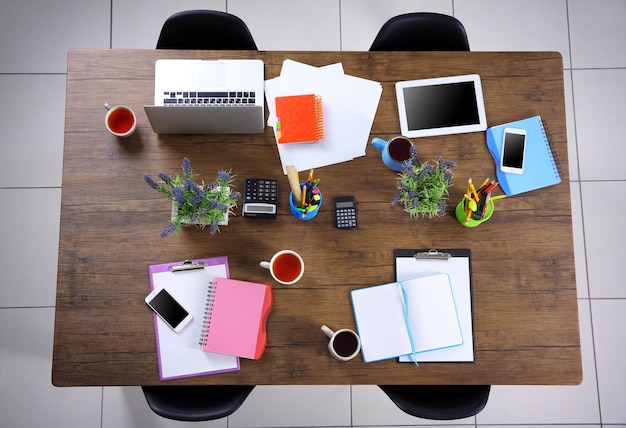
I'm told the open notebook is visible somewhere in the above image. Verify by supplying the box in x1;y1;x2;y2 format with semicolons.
351;273;463;363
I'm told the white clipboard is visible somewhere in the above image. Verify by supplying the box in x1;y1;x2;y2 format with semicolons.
394;249;475;363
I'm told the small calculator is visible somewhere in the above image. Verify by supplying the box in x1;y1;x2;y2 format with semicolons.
242;179;278;218
334;196;357;228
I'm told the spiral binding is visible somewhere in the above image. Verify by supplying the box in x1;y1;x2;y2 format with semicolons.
538;118;562;179
314;95;325;140
198;281;217;346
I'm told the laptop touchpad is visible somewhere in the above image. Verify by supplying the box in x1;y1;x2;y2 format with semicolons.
192;63;228;88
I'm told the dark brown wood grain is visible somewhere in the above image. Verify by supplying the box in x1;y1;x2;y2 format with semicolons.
53;49;580;386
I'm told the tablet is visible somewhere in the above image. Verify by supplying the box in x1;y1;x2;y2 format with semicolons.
395;74;487;138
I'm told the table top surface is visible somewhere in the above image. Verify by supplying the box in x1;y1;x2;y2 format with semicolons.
53;49;581;386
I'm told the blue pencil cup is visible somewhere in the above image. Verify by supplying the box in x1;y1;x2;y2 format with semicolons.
289;184;322;220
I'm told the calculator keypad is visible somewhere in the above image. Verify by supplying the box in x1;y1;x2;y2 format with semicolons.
245;179;278;203
336;208;357;228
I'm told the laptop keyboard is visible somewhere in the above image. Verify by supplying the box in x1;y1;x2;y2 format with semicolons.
163;91;256;106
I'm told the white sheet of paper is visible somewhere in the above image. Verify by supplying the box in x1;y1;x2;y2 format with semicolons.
264;60;382;173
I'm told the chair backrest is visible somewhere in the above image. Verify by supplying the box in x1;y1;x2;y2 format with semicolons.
378;385;490;420
369;12;469;51
156;10;258;50
142;385;255;421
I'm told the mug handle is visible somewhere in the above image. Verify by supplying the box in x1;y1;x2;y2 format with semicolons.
259;261;271;269
371;137;387;153
320;325;335;338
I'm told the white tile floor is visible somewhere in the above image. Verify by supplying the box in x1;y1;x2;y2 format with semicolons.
1;0;625;426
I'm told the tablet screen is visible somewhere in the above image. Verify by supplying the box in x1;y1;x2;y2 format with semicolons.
396;75;487;138
403;82;479;130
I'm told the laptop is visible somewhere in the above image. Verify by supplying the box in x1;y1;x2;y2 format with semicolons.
144;59;265;134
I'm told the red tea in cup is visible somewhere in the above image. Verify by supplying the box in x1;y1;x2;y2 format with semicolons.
272;252;302;283
260;250;304;285
104;104;136;137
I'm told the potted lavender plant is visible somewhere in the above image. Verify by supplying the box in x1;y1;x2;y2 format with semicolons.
144;157;240;238
391;151;457;218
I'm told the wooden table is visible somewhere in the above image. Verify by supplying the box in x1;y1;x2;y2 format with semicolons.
53;49;581;386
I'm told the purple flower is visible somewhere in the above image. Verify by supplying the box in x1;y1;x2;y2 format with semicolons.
182;157;192;176
144;174;160;191
217;203;228;211
160;223;176;238
157;173;172;184
438;200;447;216
209;220;219;235
391;193;401;206
209;200;219;208
217;170;230;181
198;208;207;216
437;156;457;171
184;178;192;191
171;187;186;205
189;188;205;206
230;191;241;200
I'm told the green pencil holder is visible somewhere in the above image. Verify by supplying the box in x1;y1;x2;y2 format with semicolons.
455;199;494;227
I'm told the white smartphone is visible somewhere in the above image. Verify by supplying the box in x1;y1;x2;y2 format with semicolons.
145;288;193;332
500;127;527;174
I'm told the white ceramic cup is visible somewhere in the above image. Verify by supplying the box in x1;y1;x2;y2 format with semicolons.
104;103;137;137
260;250;304;285
321;325;361;361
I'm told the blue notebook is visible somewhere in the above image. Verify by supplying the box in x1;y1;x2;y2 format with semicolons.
486;115;561;196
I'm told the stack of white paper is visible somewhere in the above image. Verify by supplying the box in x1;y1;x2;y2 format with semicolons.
264;60;383;174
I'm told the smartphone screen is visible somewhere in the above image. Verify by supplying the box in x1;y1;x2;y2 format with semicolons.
146;289;191;331
501;129;526;173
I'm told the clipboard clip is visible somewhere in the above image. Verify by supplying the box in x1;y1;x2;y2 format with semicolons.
170;260;206;272
414;249;451;260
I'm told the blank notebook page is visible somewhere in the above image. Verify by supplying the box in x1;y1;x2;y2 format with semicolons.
351;274;462;362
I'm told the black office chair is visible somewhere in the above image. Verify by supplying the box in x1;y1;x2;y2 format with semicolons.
142;385;255;421
369;12;469;51
156;10;258;50
378;385;490;420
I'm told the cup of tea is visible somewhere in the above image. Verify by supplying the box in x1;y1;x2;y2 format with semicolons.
260;250;304;285
321;325;361;361
371;136;415;171
104;103;137;137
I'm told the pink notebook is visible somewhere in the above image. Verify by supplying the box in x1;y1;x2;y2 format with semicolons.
200;278;272;360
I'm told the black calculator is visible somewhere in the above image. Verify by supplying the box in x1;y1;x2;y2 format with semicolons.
242;179;278;218
334;196;357;228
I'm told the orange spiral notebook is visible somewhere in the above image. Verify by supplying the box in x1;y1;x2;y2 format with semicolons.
200;277;272;360
275;94;324;144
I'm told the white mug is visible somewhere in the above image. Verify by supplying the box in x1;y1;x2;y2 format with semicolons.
321;325;361;361
104;103;137;137
260;250;304;285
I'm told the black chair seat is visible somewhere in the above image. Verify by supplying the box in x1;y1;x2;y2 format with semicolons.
157;10;257;50
370;12;469;51
378;385;490;420
142;385;255;421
